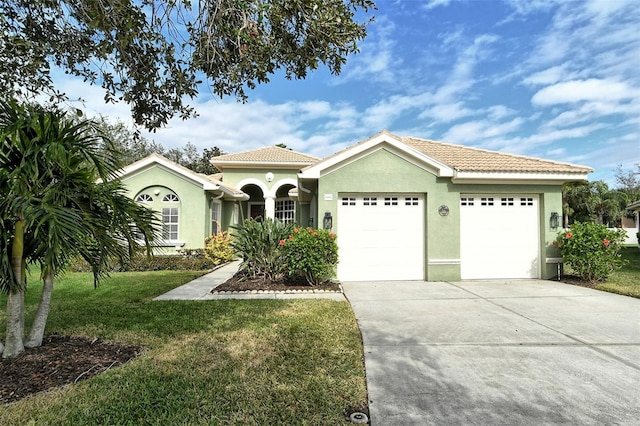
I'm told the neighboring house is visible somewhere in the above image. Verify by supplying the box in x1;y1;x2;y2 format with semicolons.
626;200;640;247
119;130;593;281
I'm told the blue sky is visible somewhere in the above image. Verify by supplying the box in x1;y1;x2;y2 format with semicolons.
53;0;639;185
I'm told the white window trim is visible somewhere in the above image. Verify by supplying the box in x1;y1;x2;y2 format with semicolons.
162;207;179;242
275;198;296;223
211;200;222;235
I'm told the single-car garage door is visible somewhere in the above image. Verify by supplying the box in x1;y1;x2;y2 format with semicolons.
337;193;424;281
460;194;540;279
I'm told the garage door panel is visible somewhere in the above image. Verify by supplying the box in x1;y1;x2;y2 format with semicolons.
460;194;540;279
337;193;424;282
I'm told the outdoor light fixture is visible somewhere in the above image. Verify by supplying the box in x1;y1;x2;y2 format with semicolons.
550;211;559;230
308;217;314;227
323;212;333;230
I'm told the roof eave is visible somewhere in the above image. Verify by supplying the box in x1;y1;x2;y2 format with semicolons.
212;161;317;170
451;171;592;185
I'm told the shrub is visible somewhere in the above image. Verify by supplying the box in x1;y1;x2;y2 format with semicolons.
204;231;235;266
554;221;627;282
281;227;338;286
68;251;216;272
231;218;293;280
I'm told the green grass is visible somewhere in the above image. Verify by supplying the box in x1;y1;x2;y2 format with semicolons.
0;270;367;424
595;246;640;298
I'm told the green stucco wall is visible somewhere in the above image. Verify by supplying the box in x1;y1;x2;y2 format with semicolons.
121;165;212;252
314;148;565;281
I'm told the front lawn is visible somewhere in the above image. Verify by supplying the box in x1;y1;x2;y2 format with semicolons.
595;246;640;298
0;270;367;424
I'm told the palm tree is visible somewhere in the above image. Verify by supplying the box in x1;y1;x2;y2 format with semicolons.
562;181;629;227
0;100;159;358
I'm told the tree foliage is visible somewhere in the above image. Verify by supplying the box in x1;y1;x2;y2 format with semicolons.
562;181;629;227
90;117;224;174
0;0;375;130
0;100;160;357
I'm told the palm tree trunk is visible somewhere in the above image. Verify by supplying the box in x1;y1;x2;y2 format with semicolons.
25;267;55;348
3;219;26;358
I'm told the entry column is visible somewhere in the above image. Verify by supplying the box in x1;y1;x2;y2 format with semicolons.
264;196;275;220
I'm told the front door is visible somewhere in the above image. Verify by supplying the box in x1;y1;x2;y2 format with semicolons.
249;203;265;221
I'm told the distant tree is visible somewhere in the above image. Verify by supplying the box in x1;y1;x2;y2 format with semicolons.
1;0;375;130
562;181;629;227
275;143;289;149
91;118;224;174
614;164;640;221
91;117;164;165
192;146;225;175
615;164;640;200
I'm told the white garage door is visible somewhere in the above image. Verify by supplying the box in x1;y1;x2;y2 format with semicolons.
337;193;424;281
460;195;540;279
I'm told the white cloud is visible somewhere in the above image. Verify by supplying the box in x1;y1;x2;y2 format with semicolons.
532;79;637;105
423;0;454;10
486;105;516;120
418;102;475;123
503;0;561;16
522;65;572;87
542;100;638;130
443;117;524;144
332;17;399;85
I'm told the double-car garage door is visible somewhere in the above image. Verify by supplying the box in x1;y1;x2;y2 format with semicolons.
336;193;540;281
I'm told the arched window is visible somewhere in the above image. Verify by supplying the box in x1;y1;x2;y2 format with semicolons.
135;193;153;202
162;193;180;202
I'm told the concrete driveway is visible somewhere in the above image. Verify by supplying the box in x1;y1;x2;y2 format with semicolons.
342;280;640;425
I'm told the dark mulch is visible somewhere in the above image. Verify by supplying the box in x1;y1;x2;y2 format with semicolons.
213;272;341;292
558;275;600;289
1;335;141;405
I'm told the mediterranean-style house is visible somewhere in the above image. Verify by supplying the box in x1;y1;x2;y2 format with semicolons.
117;130;593;282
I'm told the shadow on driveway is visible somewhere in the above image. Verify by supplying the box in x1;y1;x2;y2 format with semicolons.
342;280;640;425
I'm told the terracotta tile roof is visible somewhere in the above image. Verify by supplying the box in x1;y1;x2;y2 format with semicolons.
212;146;319;166
401;136;593;174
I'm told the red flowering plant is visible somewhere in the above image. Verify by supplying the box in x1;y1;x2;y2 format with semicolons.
554;221;627;282
280;227;338;286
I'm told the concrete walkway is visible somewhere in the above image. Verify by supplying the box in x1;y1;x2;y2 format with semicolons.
154;260;345;301
342;279;640;425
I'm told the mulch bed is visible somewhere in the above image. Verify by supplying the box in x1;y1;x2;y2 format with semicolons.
1;335;141;405
213;272;341;293
557;275;600;289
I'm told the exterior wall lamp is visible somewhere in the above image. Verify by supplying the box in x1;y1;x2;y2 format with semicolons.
550;211;560;230
323;212;333;230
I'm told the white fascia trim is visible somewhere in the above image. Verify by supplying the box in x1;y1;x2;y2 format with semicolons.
452;171;590;184
214;185;250;200
213;161;314;169
428;258;461;265
300;133;454;179
116;154;218;190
